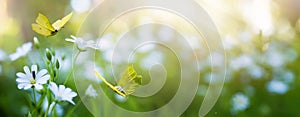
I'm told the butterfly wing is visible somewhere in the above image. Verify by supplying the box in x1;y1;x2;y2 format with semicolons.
35;13;55;32
94;71;126;97
52;12;73;30
31;24;53;36
117;65;142;95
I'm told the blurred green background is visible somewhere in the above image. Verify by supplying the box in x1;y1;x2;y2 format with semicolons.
1;0;300;116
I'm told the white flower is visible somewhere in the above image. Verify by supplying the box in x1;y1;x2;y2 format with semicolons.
0;49;6;61
71;0;91;13
230;54;254;70
247;65;264;79
85;84;98;98
140;51;163;69
9;42;32;61
16;65;50;90
231;93;249;111
65;35;99;51
267;80;288;94
49;82;77;105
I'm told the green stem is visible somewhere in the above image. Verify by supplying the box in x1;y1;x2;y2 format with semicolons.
32;88;37;104
64;51;80;85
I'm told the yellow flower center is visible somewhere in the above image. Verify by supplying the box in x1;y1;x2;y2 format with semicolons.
30;77;36;84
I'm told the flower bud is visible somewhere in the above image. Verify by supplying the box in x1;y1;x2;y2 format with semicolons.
33;37;40;49
56;59;60;69
45;48;52;61
61;54;66;61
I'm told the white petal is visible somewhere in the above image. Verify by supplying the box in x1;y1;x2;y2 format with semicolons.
58;85;66;94
36;69;48;78
64;88;72;94
31;65;37;72
70;35;77;39
16;78;30;83
23;66;30;75
9;53;19;61
65;38;75;43
49;82;58;95
68;92;77;97
17;83;27;89
34;84;43;90
67;99;75;105
36;75;50;84
24;84;33;90
16;72;27;78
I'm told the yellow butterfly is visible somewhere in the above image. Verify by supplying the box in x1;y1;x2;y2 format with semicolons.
94;65;142;97
32;12;73;36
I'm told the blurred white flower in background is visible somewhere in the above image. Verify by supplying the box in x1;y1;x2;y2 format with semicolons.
137;24;154;41
239;31;252;43
85;84;98;98
231;93;249;113
265;43;297;68
16;65;50;90
136;44;155;53
267;80;289;94
140;51;163;69
222;35;237;50
71;0;91;13
230;54;254;70
0;49;6;61
281;71;294;83
265;51;285;68
186;36;201;49
99;33;114;51
247;65;264;79
103;50;113;62
65;35;99;51
204;72;224;83
210;52;225;67
9;42;32;61
285;48;298;62
49;82;77;105
83;62;103;82
157;26;174;42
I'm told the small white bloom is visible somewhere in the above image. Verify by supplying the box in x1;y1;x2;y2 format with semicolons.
0;49;6;61
265;51;285;67
248;65;264;79
230;54;254;70
140;51;163;69
99;33;114;51
267;80;288;94
85;84;98;98
231;93;249;111
49;82;77;105
9;42;32;61
65;35;99;51
16;65;50;90
71;0;91;13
